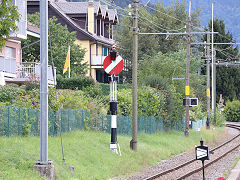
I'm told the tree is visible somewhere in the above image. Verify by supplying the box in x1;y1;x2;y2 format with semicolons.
22;13;87;76
0;0;20;50
138;49;205;124
203;18;240;101
114;1;201;82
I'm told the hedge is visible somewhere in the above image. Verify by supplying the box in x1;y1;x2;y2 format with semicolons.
56;75;95;90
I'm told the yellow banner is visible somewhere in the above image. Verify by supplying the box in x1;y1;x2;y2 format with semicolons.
185;86;190;95
63;48;70;74
206;88;210;97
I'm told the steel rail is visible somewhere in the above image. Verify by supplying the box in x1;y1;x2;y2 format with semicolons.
144;123;240;180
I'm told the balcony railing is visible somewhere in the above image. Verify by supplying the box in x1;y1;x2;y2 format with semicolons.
91;55;106;68
17;62;56;81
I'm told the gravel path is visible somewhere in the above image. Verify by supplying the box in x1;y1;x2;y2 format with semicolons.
110;126;240;180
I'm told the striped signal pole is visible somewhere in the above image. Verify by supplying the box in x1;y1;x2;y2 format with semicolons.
109;74;119;154
103;46;123;155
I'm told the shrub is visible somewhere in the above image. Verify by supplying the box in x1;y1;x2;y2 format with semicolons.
140;74;185;126
224;100;240;122
117;86;166;117
56;75;94;90
25;83;40;91
83;84;103;99
0;85;25;103
214;107;226;126
99;83;131;96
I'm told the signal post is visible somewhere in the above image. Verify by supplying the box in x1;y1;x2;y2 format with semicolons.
103;46;124;155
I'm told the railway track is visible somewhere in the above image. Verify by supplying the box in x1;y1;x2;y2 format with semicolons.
143;123;240;180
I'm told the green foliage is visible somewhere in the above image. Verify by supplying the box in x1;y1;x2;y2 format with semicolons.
115;1;201;81
224;100;240;122
138;50;205;125
56;75;95;90
22;13;87;76
0;85;25;104
189;103;205;121
99;83;132;96
117;86;165;117
0;0;20;49
140;74;185;126
139;50;203;96
22;118;36;137
214;108;226;127
25;83;40;91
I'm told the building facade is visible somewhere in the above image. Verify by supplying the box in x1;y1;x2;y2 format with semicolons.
0;0;55;85
27;0;118;83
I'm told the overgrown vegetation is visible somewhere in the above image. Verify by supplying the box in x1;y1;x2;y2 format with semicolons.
0;84;168;123
224;100;240;122
56;75;95;90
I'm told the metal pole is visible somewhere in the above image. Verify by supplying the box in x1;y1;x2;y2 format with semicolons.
211;3;216;124
131;0;138;151
206;34;210;129
202;161;205;180
213;48;216;124
38;0;49;164
184;0;191;137
211;3;214;122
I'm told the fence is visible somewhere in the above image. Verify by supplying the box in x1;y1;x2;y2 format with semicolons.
190;120;207;130
0;106;202;137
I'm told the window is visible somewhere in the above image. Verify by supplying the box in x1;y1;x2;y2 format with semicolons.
5;46;16;60
96;44;98;56
102;46;108;56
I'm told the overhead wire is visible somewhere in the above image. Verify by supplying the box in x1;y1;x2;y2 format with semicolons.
215;48;240;61
138;11;174;32
217;33;236;42
142;1;205;31
138;17;160;32
101;0;187;32
215;48;240;59
138;11;187;32
99;0;132;18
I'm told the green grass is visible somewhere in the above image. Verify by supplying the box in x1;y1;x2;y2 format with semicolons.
230;156;240;169
0;128;223;180
223;155;240;179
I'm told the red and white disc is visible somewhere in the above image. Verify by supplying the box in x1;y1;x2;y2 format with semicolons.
103;55;124;75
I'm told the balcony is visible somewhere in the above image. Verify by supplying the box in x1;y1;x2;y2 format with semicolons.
16;62;56;82
91;55;106;69
0;61;56;85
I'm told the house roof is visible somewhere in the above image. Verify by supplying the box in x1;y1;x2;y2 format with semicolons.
26;22;40;38
108;9;118;22
53;1;118;23
54;2;101;14
50;2;115;46
27;22;40;34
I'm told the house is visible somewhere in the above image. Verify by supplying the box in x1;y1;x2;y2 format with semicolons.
27;0;118;83
0;0;55;85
